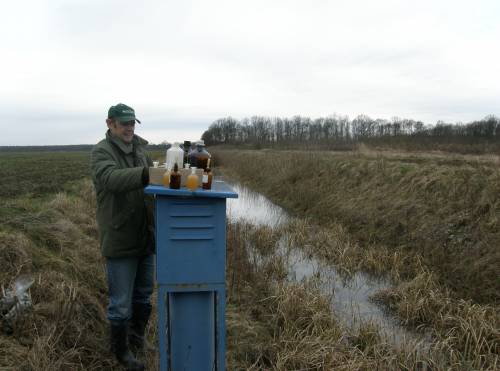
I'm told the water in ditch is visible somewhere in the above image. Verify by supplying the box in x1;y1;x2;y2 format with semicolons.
224;179;431;348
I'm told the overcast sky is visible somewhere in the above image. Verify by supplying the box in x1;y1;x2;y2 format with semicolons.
1;0;499;145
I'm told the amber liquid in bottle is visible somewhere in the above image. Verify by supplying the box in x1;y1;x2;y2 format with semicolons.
186;167;199;191
202;168;212;190
169;163;181;189
189;144;211;169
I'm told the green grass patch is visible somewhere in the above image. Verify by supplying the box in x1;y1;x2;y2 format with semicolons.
0;152;91;199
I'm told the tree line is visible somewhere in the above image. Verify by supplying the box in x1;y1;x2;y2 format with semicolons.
201;114;500;151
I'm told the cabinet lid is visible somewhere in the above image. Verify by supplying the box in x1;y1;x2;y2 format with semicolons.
145;179;238;199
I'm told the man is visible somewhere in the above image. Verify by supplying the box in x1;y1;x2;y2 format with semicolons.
91;103;155;371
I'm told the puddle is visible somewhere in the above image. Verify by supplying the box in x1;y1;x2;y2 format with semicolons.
287;248;430;346
224;181;289;227
225;179;430;348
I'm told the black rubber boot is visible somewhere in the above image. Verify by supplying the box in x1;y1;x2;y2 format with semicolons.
110;322;145;371
129;302;154;353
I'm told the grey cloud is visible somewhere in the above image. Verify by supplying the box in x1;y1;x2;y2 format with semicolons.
2;0;500;145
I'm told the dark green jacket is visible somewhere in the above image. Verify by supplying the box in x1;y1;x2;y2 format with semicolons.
91;131;154;258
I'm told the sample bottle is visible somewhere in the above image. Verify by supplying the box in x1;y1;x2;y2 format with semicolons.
189;140;211;170
186;167;199;191
179;163;190;187
169;163;181;189
166;142;184;171
202;167;212;190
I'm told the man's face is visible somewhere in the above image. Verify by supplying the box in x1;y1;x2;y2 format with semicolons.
107;119;135;144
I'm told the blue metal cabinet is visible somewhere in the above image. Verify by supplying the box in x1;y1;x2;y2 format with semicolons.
145;181;237;371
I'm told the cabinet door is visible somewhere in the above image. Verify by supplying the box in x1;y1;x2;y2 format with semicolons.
156;197;226;284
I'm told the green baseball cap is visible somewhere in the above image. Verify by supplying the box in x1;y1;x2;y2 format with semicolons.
107;103;141;124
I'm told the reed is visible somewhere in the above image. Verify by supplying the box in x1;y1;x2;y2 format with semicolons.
373;271;499;369
215;148;500;369
213;149;500;303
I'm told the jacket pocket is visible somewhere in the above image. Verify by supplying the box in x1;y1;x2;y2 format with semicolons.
111;194;135;229
112;209;134;229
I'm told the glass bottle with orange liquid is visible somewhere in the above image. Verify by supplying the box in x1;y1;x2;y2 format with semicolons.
186;167;199;191
162;168;170;187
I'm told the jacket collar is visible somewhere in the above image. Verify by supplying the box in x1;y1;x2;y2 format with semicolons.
106;130;148;154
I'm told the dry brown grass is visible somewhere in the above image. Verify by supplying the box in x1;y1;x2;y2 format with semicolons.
0;179;157;370
0;232;33;285
225;220;498;370
374;271;499;369
217;149;500;369
213;149;500;303
2;148;499;370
